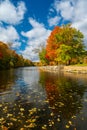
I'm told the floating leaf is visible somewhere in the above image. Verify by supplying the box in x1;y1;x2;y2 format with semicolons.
7;113;13;117
65;125;70;128
1;125;8;130
10;118;17;121
59;102;64;107
0;104;2;107
71;115;76;119
7;122;13;126
57;118;60;122
50;112;54;116
20;128;24;130
0;117;5;124
68;121;72;125
24;123;36;128
20;108;25;111
44;100;49;103
42;125;47;129
52;121;54;125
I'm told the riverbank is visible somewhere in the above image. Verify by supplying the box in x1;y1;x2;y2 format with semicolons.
64;66;87;74
39;65;87;74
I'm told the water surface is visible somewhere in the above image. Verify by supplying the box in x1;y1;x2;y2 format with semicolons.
0;67;87;130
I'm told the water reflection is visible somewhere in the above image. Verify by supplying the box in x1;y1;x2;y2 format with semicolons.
0;67;87;130
43;73;85;118
0;69;17;93
39;71;87;129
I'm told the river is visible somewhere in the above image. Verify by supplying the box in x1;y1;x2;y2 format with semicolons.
0;67;87;130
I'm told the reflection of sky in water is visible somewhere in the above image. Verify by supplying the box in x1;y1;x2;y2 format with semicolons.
22;67;40;87
0;67;46;105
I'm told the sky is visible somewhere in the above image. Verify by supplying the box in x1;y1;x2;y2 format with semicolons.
0;0;87;61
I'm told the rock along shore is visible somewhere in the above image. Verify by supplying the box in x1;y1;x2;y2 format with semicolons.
38;65;87;74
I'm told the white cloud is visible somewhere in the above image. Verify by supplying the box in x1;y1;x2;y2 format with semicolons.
52;0;74;20
21;18;51;61
59;2;73;20
0;25;19;42
0;0;26;25
11;42;21;49
49;0;87;45
48;16;60;26
20;46;39;61
48;0;73;26
0;25;21;48
29;18;44;28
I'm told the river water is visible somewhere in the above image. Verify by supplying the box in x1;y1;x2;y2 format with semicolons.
0;67;87;130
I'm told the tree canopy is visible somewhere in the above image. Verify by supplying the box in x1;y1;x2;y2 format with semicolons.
39;24;86;65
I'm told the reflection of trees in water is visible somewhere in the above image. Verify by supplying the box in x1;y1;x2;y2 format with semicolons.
39;71;86;120
0;69;17;92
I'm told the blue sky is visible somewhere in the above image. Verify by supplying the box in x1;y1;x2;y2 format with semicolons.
0;0;87;61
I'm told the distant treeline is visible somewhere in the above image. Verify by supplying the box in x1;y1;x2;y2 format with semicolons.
0;41;34;70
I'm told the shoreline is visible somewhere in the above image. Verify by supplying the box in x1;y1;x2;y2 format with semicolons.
38;65;87;74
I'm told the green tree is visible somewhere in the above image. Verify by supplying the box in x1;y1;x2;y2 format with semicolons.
55;44;72;65
39;48;49;65
55;24;85;64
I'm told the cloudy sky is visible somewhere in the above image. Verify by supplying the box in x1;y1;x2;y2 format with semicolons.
0;0;87;61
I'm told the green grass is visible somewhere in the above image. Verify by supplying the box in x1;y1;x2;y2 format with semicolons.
71;63;87;66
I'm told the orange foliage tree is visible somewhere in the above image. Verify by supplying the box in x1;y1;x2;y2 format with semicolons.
45;26;62;64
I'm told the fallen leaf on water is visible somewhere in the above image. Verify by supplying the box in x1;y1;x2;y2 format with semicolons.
52;121;54;125
71;115;76;119
44;100;49;103
28;108;37;115
7;122;13;126
57;118;60;122
26;119;36;123
10;118;17;121
24;123;36;128
7;113;13;117
0;104;2;107
1;125;8;130
50;112;54;116
20;108;25;111
0;117;4;122
20;128;24;130
68;121;72;125
65;125;70;129
42;125;47;129
48;122;52;127
3;106;8;112
59;102;64;107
